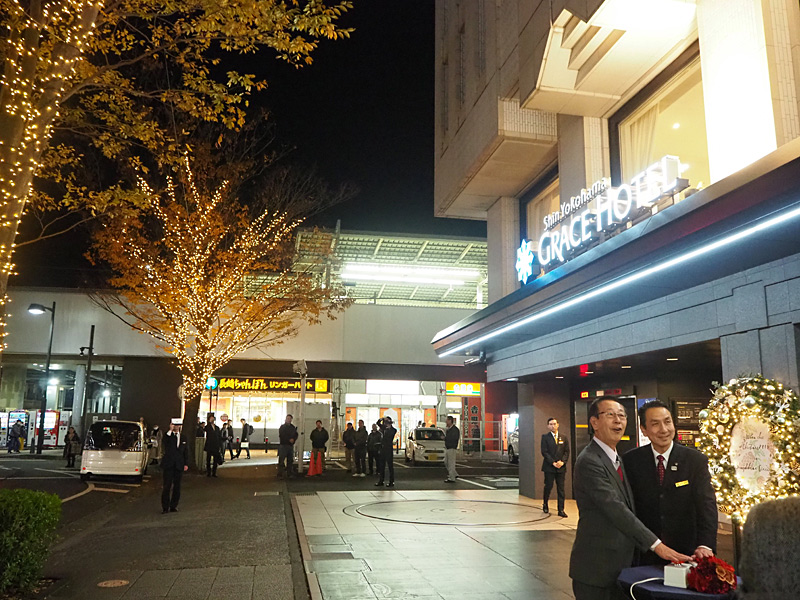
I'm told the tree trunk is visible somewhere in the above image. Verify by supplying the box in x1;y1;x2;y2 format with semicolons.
182;392;202;472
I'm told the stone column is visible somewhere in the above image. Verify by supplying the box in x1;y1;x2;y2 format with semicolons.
517;382;536;499
557;114;609;203
487;196;520;303
697;0;800;182
72;365;86;435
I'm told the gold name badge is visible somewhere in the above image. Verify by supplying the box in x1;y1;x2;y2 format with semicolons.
675;480;689;487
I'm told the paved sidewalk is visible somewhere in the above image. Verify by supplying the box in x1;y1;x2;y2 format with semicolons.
42;467;304;600
292;490;579;600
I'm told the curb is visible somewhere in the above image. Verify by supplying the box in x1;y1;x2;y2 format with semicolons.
290;493;323;600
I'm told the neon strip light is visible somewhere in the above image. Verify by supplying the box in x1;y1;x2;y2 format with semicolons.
342;272;466;286
438;204;800;357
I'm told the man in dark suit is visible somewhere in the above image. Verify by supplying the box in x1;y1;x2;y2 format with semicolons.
541;417;570;517
622;400;718;564
570;397;690;600
161;422;188;514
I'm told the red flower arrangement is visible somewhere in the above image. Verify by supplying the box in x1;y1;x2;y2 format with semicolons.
686;556;737;594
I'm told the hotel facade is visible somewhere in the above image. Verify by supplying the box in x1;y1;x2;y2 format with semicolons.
432;0;800;499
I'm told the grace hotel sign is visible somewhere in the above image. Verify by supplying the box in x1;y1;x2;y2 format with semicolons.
516;155;688;283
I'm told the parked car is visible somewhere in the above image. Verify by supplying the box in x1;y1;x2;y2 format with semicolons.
80;420;149;482
507;429;519;463
404;427;446;465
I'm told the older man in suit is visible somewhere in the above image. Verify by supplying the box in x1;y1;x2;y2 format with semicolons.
622;400;718;564
541;417;570;517
569;397;690;600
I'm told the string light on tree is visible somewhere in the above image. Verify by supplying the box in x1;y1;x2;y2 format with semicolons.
699;374;800;524
91;155;351;467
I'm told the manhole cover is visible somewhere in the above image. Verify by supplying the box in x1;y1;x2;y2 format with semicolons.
97;580;130;588
344;499;548;526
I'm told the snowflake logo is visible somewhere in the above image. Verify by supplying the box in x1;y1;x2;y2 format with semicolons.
516;239;535;284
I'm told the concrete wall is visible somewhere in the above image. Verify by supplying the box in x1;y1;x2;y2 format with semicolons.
6;288;475;367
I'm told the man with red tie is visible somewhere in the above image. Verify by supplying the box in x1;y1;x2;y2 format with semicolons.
569;397;690;600
541;417;570;517
622;400;718;565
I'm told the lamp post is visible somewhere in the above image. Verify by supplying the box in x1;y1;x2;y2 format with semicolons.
28;302;56;455
78;324;95;436
293;359;308;474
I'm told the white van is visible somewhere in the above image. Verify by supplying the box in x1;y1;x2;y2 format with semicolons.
80;420;149;482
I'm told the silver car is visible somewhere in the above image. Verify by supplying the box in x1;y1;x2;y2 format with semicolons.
507;429;519;463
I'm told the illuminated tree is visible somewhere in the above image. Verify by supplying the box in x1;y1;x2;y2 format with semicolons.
90;156;351;465
0;0;353;342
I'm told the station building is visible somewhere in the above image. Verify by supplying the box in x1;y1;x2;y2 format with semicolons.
432;0;800;499
1;231;518;447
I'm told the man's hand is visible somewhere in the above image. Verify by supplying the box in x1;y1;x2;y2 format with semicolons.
654;543;692;564
183;465;189;472
692;546;714;560
553;461;564;468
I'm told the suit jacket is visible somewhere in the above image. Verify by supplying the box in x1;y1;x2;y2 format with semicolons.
204;424;221;452
569;439;658;588
622;442;718;559
541;432;569;473
161;432;188;471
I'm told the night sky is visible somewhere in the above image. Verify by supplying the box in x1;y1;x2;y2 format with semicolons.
14;1;486;287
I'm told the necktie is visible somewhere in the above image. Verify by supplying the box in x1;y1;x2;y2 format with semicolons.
615;458;623;481
657;455;665;486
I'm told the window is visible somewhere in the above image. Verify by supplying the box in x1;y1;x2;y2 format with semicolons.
618;58;709;193
525;179;560;247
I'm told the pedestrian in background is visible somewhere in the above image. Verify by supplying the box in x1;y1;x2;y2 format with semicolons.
161;422;188;514
541;417;570;518
444;416;459;483
195;417;205;438
367;423;382;475
220;421;235;460
204;415;222;477
63;426;81;468
309;420;329;475
278;414;298;479
342;422;356;473
149;424;163;465
375;417;397;487
353;419;368;478
236;418;252;459
7;419;23;453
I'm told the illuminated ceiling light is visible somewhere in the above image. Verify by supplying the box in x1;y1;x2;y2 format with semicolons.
343;263;480;280
48;378;59;385
505;377;519;382
341;272;466;286
102;389;111;398
667;357;679;361
555;376;564;379
437;203;800;357
585;371;594;375
621;365;632;369
673;123;680;129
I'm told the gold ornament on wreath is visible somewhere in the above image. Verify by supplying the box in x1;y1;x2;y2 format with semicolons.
699;375;800;523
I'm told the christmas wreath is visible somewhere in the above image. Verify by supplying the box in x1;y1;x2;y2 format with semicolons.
687;556;737;594
698;375;800;522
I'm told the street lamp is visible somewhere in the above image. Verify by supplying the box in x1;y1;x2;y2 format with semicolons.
28;302;56;454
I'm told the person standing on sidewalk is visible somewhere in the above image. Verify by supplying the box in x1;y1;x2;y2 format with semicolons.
204;415;222;477
63;426;81;468
375;417;397;487
342;422;356;473
7;419;23;453
444;417;459;483
236;418;252;459
161;422;188;514
353;420;368;478
367;423;382;475
309;420;329;475
220;421;235;460
278;414;298;479
541;417;570;518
